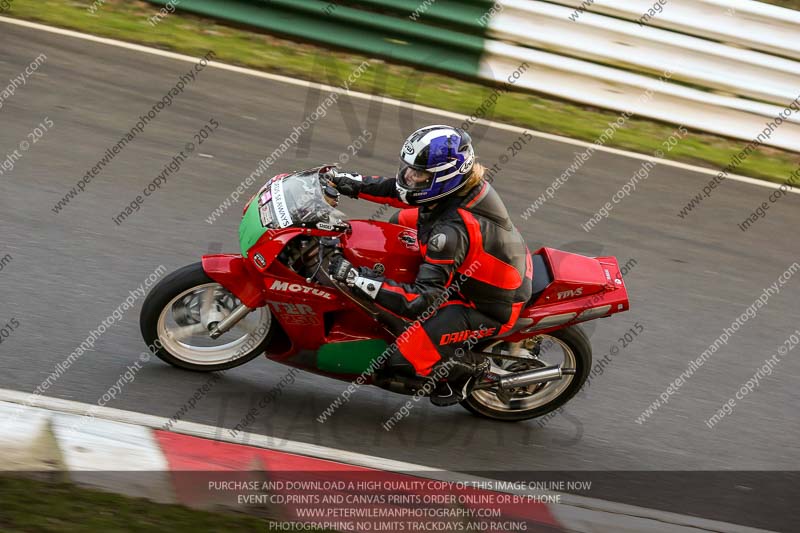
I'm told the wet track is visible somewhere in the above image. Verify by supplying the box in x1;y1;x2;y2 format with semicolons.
1;21;799;530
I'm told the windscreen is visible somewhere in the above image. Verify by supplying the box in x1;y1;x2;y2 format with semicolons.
268;170;344;228
239;168;345;256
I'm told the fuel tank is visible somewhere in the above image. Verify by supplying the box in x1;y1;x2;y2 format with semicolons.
340;220;421;284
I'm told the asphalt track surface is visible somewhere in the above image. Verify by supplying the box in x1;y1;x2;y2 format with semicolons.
1;22;799;530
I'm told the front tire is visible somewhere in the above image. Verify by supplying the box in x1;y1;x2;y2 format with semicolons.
140;262;273;372
461;325;591;422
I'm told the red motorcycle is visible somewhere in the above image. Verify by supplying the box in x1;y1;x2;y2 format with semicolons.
140;167;630;421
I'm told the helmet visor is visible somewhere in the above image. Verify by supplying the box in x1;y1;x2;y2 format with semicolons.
397;166;434;191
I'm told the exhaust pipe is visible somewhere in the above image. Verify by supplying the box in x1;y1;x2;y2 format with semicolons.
498;366;575;389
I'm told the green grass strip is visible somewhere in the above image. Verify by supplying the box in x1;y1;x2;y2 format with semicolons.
0;475;333;532
759;0;800;11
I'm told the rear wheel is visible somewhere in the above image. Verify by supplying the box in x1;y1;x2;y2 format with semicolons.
460;325;591;422
140;262;273;372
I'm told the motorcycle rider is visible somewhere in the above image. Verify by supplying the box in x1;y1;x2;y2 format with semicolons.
326;125;532;406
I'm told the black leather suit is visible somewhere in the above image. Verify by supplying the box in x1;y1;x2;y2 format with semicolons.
350;175;532;377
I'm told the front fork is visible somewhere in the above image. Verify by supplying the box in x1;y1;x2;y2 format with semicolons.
201;254;266;338
208;303;254;339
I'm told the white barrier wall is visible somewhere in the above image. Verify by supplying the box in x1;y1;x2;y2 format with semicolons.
479;42;800;152
545;0;800;60
476;0;800;151
491;0;800;106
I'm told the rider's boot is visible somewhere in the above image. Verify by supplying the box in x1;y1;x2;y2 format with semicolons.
429;357;490;407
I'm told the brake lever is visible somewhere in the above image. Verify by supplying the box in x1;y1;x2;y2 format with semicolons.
307;237;341;283
306;259;324;284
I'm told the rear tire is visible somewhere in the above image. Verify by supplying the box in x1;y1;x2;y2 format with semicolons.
140;262;273;372
460;325;591;422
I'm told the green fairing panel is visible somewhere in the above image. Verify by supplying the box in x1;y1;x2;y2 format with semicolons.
317;339;389;374
239;199;268;258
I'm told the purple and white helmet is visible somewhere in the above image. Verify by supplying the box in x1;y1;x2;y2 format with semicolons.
396;125;475;205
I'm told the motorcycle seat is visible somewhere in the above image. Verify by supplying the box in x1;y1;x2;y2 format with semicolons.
527;253;552;306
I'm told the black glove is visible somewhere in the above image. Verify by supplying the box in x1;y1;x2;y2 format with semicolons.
324;169;363;199
329;255;357;285
329;255;382;299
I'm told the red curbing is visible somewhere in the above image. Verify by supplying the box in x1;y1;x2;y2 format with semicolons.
154;430;563;532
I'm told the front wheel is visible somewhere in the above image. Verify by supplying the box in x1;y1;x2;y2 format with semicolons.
140;262;273;372
461;325;591;422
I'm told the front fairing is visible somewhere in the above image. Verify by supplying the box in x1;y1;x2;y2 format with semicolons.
239;198;268;257
239;168;344;257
